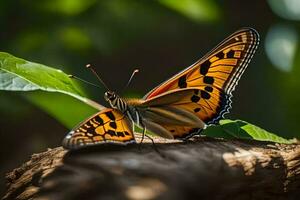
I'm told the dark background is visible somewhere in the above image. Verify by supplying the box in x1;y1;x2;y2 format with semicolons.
1;0;300;195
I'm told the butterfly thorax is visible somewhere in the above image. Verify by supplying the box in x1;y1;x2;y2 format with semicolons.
104;91;143;126
104;91;128;112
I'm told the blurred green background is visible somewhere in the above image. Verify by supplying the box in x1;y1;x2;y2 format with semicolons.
1;0;300;195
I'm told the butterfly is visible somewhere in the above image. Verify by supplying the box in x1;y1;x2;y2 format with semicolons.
62;28;259;149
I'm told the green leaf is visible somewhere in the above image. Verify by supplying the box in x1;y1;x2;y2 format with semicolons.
0;69;39;91
200;125;233;139
203;119;295;144
158;0;220;22
0;52;104;110
26;92;98;129
39;0;98;16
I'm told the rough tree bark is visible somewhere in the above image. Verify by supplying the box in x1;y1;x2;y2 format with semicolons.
2;135;300;200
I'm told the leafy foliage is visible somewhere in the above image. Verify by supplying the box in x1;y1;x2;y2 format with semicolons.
0;52;103;110
158;0;220;22
26;92;97;129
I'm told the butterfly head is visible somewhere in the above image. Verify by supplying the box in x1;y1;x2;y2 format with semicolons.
104;91;117;102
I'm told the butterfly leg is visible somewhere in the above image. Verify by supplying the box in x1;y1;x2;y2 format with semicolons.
137;123;164;157
131;120;135;134
138;123;146;151
140;126;146;144
144;134;166;158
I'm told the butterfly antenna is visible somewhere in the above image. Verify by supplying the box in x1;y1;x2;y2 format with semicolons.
86;64;110;91
126;69;139;88
69;75;102;89
121;68;139;93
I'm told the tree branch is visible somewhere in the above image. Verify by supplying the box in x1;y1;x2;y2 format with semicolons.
3;136;300;200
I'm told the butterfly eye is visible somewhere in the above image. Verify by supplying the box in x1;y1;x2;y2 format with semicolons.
110;94;116;100
104;91;116;101
104;92;110;100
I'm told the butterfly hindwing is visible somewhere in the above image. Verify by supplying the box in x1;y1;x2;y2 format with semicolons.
63;108;135;149
141;28;259;138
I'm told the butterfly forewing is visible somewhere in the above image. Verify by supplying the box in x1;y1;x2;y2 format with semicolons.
144;28;259;100
63;108;135;149
141;28;259;138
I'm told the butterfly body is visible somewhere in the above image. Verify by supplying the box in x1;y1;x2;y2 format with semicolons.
63;28;259;150
105;90;204;139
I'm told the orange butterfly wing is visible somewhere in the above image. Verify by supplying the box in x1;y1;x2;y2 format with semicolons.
143;28;259;138
63;108;135;149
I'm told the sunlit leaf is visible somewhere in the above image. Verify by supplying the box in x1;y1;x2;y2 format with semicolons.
0;69;39;91
0;52;104;110
201;124;234;139
203;119;295;144
158;0;220;22
26;92;98;128
40;0;97;16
